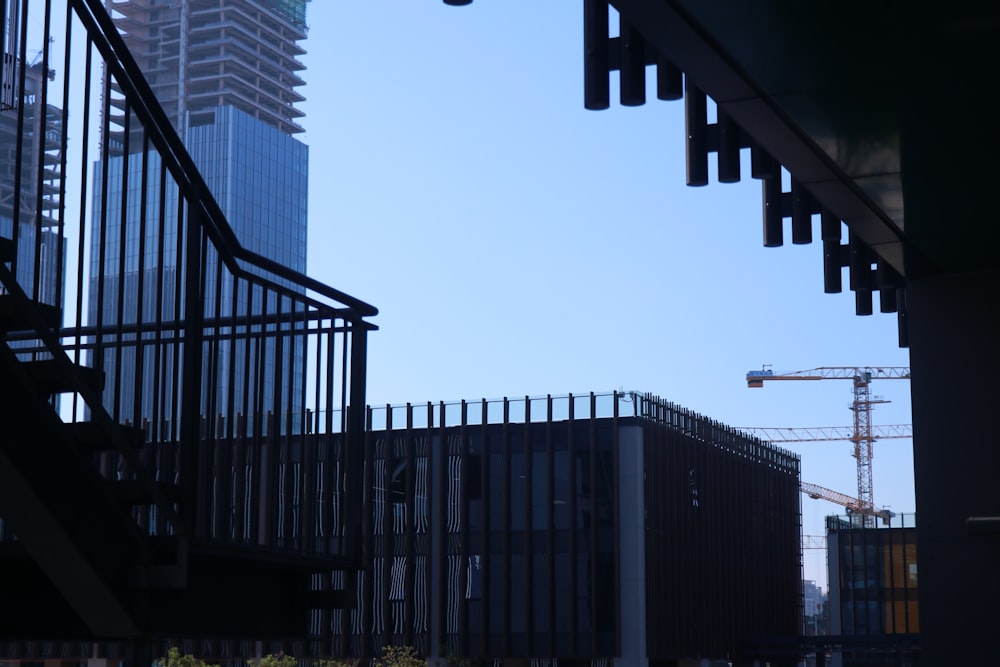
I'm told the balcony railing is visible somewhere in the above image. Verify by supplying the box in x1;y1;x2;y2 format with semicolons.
0;0;375;566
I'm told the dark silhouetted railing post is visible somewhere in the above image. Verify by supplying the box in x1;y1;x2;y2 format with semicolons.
180;200;205;533
345;323;368;567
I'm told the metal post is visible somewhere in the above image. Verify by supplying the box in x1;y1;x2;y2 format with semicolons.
179;201;204;533
346;323;368;568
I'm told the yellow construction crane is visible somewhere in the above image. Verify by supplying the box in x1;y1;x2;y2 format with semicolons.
740;424;912;443
746;366;911;521
802;535;826;550
800;481;895;523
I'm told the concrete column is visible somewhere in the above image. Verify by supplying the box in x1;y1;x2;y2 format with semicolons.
907;270;1000;664
615;425;647;667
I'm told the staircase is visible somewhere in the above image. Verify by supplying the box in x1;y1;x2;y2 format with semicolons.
0;0;375;644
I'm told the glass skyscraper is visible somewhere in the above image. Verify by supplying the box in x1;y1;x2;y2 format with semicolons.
89;0;310;426
1;61;64;308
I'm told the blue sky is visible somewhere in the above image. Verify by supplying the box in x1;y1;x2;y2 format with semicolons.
300;1;913;588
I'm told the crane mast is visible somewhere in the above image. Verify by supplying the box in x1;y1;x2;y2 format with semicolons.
852;374;880;521
747;366;910;525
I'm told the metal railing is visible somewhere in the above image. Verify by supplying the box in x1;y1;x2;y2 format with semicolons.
0;0;375;563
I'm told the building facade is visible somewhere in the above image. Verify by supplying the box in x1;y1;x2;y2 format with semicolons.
0;391;801;665
802;580;827;637
306;392;803;667
1;59;64;308
826;515;919;667
110;0;308;138
88;0;310;425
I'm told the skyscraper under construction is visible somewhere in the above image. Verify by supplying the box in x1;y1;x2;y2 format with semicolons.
90;0;311;426
110;0;309;137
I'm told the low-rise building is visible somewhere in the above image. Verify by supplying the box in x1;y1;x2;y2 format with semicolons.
312;391;802;667
826;514;919;667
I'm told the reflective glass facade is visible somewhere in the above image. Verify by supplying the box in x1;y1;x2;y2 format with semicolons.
88;105;308;424
827;516;919;667
88;0;310;426
188;106;308;275
1;62;64;308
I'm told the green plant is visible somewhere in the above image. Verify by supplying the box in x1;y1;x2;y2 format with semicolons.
372;646;424;667
311;658;358;667
156;647;220;667
251;654;298;667
313;658;357;667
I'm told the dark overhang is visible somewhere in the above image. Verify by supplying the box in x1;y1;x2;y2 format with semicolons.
606;0;1000;279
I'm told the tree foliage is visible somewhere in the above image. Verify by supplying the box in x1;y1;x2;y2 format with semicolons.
313;659;357;667
157;647;307;667
251;653;298;667
156;647;219;667
372;645;424;667
156;646;425;667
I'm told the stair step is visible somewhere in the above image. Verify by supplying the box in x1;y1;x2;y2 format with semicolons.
0;295;61;334
65;421;145;453
23;359;104;396
111;480;183;507
0;237;13;262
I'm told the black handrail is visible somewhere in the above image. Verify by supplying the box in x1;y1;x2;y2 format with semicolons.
71;0;378;320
